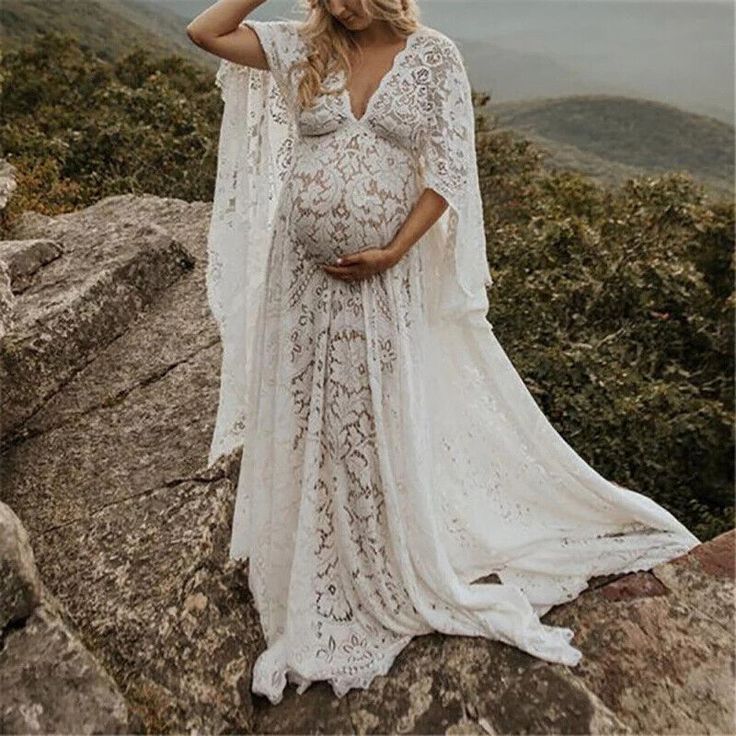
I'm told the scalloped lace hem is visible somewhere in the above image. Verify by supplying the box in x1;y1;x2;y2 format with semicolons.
249;534;698;704
252;621;581;706
251;634;415;705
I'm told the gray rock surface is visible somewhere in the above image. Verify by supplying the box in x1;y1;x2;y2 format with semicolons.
1;193;733;735
2;195;263;734
0;600;130;735
0;158;17;212
0;502;131;734
0;208;194;443
0;501;42;630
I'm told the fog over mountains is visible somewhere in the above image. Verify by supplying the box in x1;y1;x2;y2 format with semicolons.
4;0;728;194
164;0;734;125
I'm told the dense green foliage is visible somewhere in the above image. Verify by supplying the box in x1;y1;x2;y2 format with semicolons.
475;95;734;540
1;32;221;219
2;35;733;540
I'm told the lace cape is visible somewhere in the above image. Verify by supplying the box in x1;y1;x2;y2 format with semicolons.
205;21;701;683
206;22;492;467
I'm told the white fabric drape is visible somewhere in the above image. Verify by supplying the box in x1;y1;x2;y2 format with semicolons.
206;29;297;466
205;19;701;700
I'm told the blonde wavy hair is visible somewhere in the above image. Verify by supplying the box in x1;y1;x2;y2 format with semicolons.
289;0;422;111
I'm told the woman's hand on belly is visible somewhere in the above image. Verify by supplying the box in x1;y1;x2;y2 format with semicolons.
321;245;400;282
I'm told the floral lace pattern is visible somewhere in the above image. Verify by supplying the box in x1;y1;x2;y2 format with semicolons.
206;20;702;705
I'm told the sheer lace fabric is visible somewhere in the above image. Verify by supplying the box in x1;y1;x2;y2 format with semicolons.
207;20;701;705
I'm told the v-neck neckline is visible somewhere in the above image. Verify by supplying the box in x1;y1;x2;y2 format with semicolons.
343;27;422;123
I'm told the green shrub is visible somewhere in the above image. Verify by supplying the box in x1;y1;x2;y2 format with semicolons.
1;32;221;220
475;103;733;539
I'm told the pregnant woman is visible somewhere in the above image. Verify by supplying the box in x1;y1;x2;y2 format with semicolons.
187;0;701;705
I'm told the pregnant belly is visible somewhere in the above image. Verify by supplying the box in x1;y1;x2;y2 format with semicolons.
284;140;418;263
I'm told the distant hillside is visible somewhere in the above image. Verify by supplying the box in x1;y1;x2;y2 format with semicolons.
3;0;732;202
489;95;734;201
0;0;210;66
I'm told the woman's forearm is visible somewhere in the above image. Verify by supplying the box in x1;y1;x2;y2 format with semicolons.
186;0;267;42
386;188;449;265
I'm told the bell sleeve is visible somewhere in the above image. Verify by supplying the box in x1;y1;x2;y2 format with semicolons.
205;20;298;468
243;19;305;104
418;37;493;326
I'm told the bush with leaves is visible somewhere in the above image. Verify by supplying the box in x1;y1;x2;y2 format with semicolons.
1;32;222;221
474;99;733;540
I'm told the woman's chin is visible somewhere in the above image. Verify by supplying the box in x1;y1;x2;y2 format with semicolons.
340;17;370;32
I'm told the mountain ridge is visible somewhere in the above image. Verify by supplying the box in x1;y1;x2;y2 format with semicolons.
2;0;732;197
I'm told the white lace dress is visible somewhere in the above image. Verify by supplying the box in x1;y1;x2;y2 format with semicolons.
206;19;701;705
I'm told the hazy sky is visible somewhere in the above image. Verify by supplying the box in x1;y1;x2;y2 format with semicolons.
171;0;734;123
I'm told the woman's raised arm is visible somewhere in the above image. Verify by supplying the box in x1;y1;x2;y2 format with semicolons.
186;0;271;69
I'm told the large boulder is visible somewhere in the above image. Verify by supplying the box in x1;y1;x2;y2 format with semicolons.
1;193;732;734
1;195;265;733
0;209;194;443
0;501;131;734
